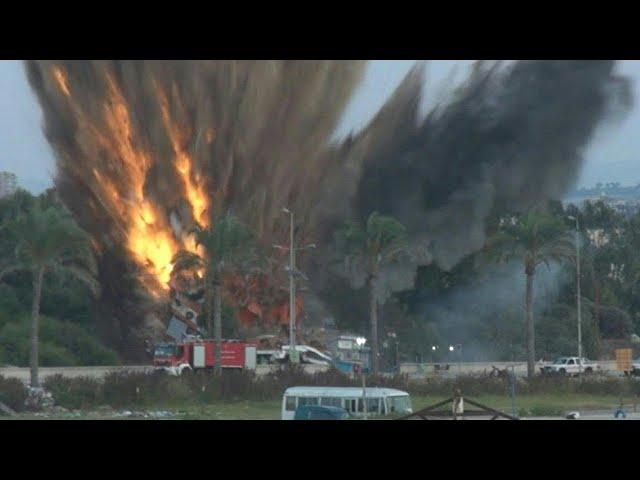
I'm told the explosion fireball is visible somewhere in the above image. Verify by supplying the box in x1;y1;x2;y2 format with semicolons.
25;60;632;357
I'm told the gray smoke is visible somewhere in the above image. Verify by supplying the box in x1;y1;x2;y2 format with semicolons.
25;60;633;355
419;261;570;360
315;61;632;306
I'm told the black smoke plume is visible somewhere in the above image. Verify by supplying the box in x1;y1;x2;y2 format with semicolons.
25;60;632;356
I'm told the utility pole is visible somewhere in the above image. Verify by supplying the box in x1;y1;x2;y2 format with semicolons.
274;208;316;365
287;208;297;364
356;337;367;420
569;215;583;376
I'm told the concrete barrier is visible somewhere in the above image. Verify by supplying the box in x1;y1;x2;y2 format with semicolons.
398;361;622;377
0;365;154;383
0;363;332;382
0;361;624;383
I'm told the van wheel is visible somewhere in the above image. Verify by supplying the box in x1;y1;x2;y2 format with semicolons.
585;367;593;375
559;368;566;375
181;368;193;377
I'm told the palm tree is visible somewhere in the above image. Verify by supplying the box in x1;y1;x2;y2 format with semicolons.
335;212;407;374
0;202;98;387
488;209;574;378
172;214;254;375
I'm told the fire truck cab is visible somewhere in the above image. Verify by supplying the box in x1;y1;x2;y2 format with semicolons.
153;338;258;376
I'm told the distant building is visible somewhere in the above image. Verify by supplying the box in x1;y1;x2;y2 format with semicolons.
0;172;17;199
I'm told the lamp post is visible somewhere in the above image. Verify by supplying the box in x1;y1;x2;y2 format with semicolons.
387;332;399;372
356;336;368;420
450;344;462;376
273;208;316;365
568;215;583;376
430;345;438;377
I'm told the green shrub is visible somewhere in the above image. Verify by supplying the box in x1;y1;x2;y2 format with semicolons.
518;405;565;417
103;372;196;407
0;316;119;367
44;374;102;409
0;375;26;412
0;321;29;365
39;343;79;367
39;319;119;366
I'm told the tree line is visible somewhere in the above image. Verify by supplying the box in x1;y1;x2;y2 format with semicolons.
2;187;640;384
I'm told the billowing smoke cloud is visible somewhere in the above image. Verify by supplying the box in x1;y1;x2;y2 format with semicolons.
419;261;570;361
25;60;366;353
315;61;632;306
360;61;631;266
25;60;632;355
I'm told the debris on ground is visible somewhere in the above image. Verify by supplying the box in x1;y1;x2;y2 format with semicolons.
114;410;175;419
24;387;55;411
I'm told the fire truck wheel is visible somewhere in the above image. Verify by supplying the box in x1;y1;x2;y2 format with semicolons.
181;367;193;377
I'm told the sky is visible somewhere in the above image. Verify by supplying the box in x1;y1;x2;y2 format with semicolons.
1;60;639;194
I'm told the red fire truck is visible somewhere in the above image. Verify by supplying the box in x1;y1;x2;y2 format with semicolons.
153;338;258;376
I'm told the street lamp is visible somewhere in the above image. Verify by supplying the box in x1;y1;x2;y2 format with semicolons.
568;215;583;376
356;336;368;420
449;344;462;376
387;332;399;372
273;208;316;364
430;345;439;372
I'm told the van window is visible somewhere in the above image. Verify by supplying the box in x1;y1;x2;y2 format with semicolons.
298;397;319;407
367;398;380;414
285;396;297;411
388;396;411;413
321;397;342;407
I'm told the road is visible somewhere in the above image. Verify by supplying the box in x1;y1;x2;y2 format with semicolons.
0;364;331;382
0;361;632;383
526;410;640;420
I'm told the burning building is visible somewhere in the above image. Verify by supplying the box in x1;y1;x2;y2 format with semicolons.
24;60;632;359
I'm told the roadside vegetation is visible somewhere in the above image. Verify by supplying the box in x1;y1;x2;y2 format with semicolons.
3;367;640;418
358;199;640;369
0;189;118;370
3;187;640;396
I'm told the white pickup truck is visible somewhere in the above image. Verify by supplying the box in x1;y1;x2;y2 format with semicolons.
540;357;601;376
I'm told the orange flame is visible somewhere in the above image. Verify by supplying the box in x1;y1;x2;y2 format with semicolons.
52;67;70;97
157;87;210;228
52;66;207;292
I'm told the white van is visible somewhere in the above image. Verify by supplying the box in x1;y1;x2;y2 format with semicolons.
281;386;412;420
